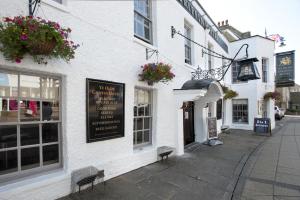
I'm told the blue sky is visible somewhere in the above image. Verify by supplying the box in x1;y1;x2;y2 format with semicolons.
199;0;300;84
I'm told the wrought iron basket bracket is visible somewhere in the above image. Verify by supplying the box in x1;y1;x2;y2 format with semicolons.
146;48;158;60
29;0;41;16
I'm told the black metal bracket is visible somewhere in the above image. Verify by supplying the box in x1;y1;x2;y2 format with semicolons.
170;26;250;81
29;0;41;16
146;48;158;60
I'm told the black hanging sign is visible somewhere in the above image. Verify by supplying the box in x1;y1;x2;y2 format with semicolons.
276;50;295;87
86;78;125;143
254;118;271;136
207;117;217;139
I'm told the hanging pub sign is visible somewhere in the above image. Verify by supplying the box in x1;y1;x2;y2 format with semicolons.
276;50;295;87
254;118;271;136
207;117;217;139
86;78;125;143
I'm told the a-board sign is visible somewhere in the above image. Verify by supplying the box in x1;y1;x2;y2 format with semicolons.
86;78;125;143
254;118;271;135
208;117;217;139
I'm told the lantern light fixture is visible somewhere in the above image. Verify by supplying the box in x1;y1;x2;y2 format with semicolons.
237;58;261;81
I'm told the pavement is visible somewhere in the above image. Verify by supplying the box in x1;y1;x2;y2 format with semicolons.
59;116;300;200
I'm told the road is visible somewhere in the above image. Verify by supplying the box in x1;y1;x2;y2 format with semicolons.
59;116;300;200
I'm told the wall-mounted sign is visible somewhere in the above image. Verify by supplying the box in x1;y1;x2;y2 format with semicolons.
276;50;295;87
254;118;271;135
207;117;217;139
86;79;125;143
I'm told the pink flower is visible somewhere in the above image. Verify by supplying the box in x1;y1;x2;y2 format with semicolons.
15;58;21;63
20;34;28;41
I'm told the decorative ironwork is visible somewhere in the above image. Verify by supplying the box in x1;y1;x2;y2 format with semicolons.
146;48;158;60
191;65;227;80
29;0;41;16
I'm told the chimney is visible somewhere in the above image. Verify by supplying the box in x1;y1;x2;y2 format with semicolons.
225;20;228;25
218;22;220;27
222;21;224;26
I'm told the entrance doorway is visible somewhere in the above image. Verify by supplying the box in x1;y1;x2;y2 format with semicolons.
183;101;195;146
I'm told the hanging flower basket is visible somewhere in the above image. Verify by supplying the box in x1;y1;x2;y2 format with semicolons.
263;91;281;101
224;89;238;100
0;16;79;64
139;62;175;85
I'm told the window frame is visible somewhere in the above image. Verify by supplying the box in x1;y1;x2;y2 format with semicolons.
208;43;213;70
133;87;153;148
134;0;153;44
184;23;192;65
262;58;268;83
232;99;249;124
0;69;62;183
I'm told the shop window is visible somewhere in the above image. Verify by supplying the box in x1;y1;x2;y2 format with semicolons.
184;23;192;65
262;58;268;83
217;99;222;120
134;0;152;43
133;88;152;147
232;99;248;123
0;70;61;181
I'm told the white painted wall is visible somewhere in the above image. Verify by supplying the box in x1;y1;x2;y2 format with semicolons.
0;0;228;199
223;36;276;130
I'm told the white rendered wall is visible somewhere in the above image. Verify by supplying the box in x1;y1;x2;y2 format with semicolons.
223;36;275;130
0;0;229;199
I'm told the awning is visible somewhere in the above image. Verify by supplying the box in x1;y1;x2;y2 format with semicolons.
173;79;223;106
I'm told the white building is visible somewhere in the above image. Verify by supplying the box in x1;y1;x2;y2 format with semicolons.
220;21;276;130
0;1;274;200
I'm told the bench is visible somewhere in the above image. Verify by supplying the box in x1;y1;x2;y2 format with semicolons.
71;166;105;193
157;146;174;161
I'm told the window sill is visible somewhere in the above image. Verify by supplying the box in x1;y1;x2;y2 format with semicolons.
0;168;66;190
184;63;195;70
133;144;154;153
41;0;70;13
133;37;157;50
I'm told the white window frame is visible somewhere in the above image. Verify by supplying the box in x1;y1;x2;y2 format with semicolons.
208;43;213;70
232;99;249;124
0;69;62;183
133;88;152;147
184;23;192;65
134;0;153;44
262;58;268;83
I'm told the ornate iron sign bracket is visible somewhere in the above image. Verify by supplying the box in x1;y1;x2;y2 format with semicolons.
29;0;41;16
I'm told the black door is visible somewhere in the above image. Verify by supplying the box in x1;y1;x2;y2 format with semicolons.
183;101;195;146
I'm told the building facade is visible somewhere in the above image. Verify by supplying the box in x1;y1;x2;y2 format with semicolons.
220;22;276;130
0;0;230;199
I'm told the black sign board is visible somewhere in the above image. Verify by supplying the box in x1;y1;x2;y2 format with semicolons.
254;118;271;135
86;79;125;143
208;117;217;139
276;50;295;87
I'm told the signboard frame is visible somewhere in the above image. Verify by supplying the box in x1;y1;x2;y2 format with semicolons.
253;117;271;136
86;78;125;143
276;50;295;87
207;117;218;139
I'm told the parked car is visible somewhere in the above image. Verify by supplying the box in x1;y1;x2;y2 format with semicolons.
275;106;284;120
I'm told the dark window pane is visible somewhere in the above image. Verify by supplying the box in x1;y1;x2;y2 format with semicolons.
0;125;17;149
43;144;59;165
137;118;143;130
0;98;18;122
144;130;150;143
21;124;39;146
134;106;137;116
0;150;17;175
42;123;58;143
20;100;40;122
138;107;144;116
136;131;143;144
144;118;150;129
21;147;40;170
145;105;150;116
42;101;59;121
